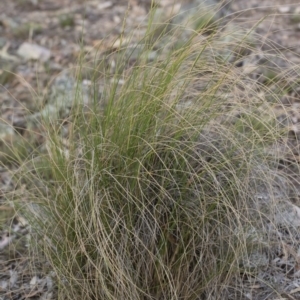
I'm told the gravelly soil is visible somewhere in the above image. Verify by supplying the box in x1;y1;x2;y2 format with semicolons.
1;1;300;299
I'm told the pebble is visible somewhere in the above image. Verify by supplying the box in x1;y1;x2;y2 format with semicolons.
17;42;51;62
277;6;290;14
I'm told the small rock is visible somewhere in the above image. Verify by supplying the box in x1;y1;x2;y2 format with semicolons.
0;122;15;141
278;6;290;13
9;270;18;287
0;233;14;250
97;1;113;10
241;250;269;269
0;280;8;290
30;275;38;286
40;292;53;300
17;42;51;62
274;202;300;227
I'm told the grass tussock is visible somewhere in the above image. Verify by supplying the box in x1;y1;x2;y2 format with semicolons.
10;3;300;300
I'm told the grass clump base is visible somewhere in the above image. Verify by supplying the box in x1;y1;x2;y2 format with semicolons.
12;3;300;300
